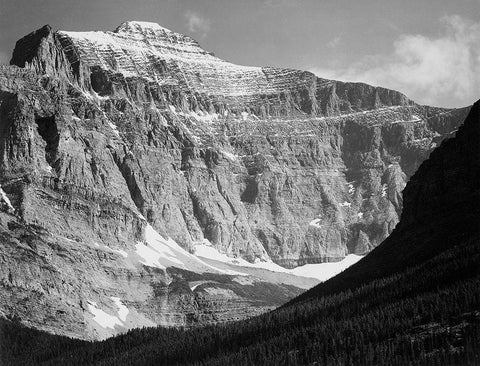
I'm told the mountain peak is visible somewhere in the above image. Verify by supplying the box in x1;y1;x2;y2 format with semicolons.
115;20;173;34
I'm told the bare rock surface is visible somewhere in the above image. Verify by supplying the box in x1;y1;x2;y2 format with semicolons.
0;21;470;339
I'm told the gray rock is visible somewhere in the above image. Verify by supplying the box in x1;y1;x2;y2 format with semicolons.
0;21;470;339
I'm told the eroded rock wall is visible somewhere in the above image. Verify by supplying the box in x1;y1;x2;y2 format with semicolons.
0;21;470;339
7;21;469;266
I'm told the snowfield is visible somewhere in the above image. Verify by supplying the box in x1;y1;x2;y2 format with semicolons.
195;241;363;282
87;300;124;330
135;224;246;275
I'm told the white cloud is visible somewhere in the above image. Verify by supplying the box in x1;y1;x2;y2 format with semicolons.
311;15;480;108
185;11;211;38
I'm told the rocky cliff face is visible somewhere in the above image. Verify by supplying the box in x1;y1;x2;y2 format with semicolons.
0;21;470;339
9;21;469;264
291;99;480;306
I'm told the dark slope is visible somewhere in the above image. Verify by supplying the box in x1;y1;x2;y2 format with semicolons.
1;102;480;365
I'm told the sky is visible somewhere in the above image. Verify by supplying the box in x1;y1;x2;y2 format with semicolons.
0;0;479;108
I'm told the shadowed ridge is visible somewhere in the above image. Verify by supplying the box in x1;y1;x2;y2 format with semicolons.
10;25;53;67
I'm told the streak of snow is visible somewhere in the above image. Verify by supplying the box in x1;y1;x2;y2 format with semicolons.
108;122;120;136
121;21;171;33
135;225;245;275
190;282;205;291
222;151;237;161
195;240;289;273
381;184;387;197
92;91;109;100
135;225;183;269
110;297;129;322
339;201;351;207
189;111;219;124
0;186;14;211
347;183;355;195
112;249;128;258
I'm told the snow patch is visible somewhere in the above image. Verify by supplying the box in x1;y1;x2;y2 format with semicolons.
339;201;351;208
135;225;245;275
87;301;123;330
135;224;184;269
347;183;355;195
112;249;128;258
194;240;363;282
121;21;172;33
309;219;322;228
191;284;201;291
136;212;147;221
190;283;203;291
189;110;219;124
381;184;387;197
110;297;129;322
290;255;363;281
357;212;364;219
195;240;289;273
108;122;120;136
222;151;237;161
195;240;241;264
0;186;14;212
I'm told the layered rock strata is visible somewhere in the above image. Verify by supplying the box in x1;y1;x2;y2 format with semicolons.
0;21;470;339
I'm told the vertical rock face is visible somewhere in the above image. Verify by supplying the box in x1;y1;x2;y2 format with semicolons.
9;21;467;265
0;21;470;339
291;100;480;305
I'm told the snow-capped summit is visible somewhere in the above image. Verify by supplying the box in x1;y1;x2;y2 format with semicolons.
115;20;175;34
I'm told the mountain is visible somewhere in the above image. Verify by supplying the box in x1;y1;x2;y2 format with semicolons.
1;100;479;366
8;21;469;263
0;21;470;339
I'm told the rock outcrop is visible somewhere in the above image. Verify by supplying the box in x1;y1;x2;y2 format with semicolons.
0;21;470;339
